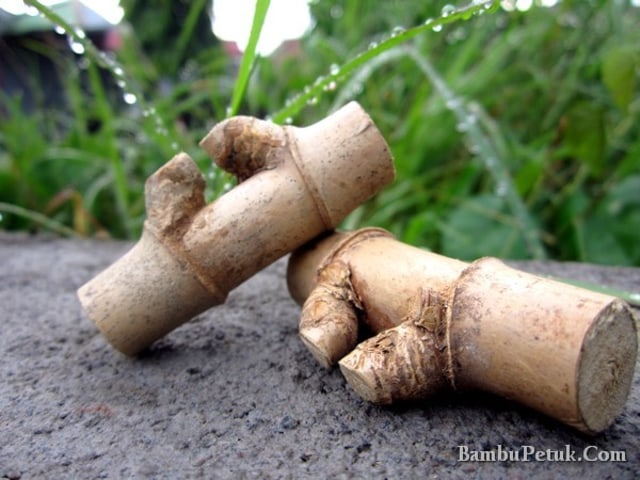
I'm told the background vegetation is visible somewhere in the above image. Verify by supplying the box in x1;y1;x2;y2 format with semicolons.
1;0;639;265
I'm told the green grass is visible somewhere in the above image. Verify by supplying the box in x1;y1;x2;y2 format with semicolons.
1;0;639;267
228;0;271;117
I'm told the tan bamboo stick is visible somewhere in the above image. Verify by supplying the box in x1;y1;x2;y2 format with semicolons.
287;228;638;433
77;102;395;356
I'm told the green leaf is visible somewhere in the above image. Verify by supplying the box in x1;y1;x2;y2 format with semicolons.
599;175;640;264
228;0;271;117
171;0;210;74
582;215;630;265
440;194;530;261
603;175;640;212
601;45;638;112
403;211;439;249
564;101;606;177
571;176;640;265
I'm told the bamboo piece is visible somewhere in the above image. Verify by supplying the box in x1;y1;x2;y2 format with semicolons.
77;102;395;356
287;228;638;433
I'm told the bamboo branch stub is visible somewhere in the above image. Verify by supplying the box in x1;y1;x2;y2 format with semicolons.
286;228;638;433
77;102;395;355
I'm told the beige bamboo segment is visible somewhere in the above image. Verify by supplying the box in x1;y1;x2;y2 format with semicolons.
286;228;638;433
78;102;395;356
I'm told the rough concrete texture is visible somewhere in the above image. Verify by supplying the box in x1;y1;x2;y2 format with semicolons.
1;232;639;479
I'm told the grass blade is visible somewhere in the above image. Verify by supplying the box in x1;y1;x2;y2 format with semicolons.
227;0;271;117
171;0;210;74
407;47;547;260
272;0;498;124
0;202;79;237
23;0;175;155
548;276;640;307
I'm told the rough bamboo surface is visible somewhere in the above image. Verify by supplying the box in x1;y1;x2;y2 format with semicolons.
77;102;395;355
287;229;639;434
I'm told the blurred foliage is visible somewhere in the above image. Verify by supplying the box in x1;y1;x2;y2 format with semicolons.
120;0;213;81
1;0;639;266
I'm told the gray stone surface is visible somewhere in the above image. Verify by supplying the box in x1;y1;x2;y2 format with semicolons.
1;232;639;479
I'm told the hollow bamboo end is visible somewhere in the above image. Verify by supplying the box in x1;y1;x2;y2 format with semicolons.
576;299;638;434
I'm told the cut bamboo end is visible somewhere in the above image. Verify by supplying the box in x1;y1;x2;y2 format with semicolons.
339;355;388;404
299;292;359;368
299;317;358;369
450;257;639;434
299;327;338;369
577;299;638;434
339;322;447;404
77;229;222;355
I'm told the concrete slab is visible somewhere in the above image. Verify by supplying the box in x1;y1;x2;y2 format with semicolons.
1;232;638;479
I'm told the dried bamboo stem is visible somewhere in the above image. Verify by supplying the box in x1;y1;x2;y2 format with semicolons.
78;102;394;355
287;228;638;433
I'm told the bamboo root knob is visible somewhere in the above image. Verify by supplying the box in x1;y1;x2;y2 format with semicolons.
339;321;448;404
